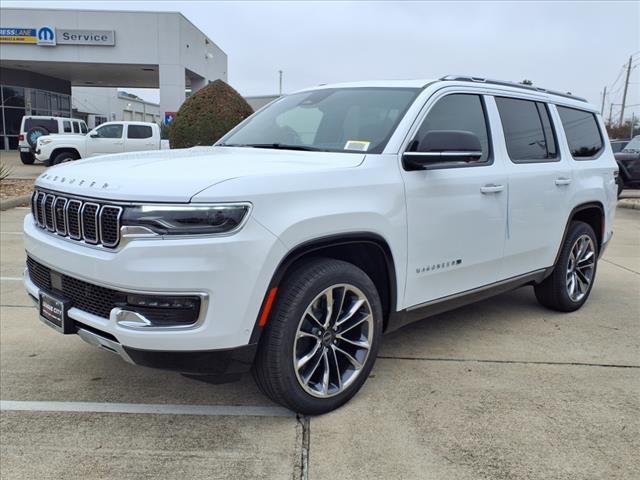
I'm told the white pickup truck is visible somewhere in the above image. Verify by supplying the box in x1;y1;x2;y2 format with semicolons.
35;121;162;166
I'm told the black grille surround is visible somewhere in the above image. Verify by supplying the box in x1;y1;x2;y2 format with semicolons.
31;189;123;248
26;256;202;326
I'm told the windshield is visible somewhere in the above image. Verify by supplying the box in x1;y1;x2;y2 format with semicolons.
220;87;420;154
622;136;640;153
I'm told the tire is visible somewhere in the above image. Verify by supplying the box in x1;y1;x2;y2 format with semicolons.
26;127;49;149
19;151;35;165
252;258;383;414
535;221;598;312
617;177;624;198
52;151;78;165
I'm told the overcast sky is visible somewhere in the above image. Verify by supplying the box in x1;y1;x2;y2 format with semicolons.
5;0;640;121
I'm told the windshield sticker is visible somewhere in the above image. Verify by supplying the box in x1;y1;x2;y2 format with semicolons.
344;140;370;151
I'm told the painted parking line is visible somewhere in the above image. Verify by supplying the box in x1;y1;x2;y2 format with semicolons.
0;277;22;282
0;400;295;418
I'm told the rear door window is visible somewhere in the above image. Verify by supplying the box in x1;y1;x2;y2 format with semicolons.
495;97;558;162
72;121;80;133
556;106;603;159
63;121;72;133
127;125;153;139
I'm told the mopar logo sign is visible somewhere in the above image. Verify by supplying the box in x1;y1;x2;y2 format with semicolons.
37;26;56;46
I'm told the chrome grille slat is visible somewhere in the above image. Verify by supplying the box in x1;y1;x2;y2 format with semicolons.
53;197;68;235
81;202;100;244
31;189;121;248
44;194;55;231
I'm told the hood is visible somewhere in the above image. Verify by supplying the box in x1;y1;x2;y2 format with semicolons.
35;146;366;202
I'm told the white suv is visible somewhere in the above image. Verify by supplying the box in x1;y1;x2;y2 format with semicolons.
23;76;617;414
18;116;88;165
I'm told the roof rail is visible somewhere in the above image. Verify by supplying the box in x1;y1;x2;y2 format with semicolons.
439;75;588;103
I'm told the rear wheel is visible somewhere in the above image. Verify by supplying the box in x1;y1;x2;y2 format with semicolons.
19;151;35;165
535;221;598;312
252;258;383;414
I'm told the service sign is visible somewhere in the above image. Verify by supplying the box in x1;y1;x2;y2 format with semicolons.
57;29;115;46
0;28;37;44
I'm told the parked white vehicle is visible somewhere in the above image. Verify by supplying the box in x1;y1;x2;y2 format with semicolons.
34;121;161;166
24;76;617;414
18;116;88;165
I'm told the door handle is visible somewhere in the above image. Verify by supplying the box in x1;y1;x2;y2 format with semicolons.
114;141;124;145
555;177;572;186
480;184;504;194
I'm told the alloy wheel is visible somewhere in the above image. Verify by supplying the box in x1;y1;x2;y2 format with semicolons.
293;284;373;398
566;234;596;302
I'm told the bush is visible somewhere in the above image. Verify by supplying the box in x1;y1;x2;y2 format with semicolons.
169;79;254;149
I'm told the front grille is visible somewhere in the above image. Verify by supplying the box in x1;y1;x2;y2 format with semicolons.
31;189;122;248
26;257;201;325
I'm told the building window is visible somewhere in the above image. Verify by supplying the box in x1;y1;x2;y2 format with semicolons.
2;86;25;108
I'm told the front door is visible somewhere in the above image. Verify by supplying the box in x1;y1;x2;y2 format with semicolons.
86;123;125;157
402;92;508;308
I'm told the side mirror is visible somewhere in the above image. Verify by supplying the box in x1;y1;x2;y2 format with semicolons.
89;132;99;138
403;130;483;171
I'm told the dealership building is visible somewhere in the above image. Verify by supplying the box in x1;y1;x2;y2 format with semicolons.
0;8;227;150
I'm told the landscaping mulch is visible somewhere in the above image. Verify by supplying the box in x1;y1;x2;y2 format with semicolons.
0;179;34;200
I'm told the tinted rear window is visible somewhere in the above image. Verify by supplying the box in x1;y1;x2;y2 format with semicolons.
127;125;153;139
23;118;59;134
495;97;558;162
556;106;603;159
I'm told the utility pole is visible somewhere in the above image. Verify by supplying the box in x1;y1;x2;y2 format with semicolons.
601;86;606;115
278;70;283;96
608;103;614;126
619;56;633;127
631;112;636;139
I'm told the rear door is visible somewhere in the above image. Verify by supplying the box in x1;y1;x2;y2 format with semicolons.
125;124;156;152
86;123;125;156
401;91;508;307
493;96;574;277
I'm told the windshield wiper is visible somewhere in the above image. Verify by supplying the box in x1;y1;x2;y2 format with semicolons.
219;143;323;152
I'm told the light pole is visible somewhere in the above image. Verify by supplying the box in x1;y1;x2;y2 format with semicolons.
278;70;283;96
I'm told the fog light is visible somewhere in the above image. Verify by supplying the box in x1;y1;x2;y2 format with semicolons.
122;294;202;327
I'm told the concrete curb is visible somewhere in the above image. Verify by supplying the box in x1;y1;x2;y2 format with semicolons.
617;199;640;210
0;194;31;211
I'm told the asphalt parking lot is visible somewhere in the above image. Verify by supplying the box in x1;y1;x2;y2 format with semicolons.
0;206;638;480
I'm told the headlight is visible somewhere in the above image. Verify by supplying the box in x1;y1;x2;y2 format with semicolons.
121;204;251;235
39;138;53;145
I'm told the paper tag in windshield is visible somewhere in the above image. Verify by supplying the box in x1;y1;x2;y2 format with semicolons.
344;140;370;151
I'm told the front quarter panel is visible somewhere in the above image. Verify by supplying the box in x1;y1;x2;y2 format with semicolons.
192;154;408;311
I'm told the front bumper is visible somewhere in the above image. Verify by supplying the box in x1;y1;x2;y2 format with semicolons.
23;212;286;353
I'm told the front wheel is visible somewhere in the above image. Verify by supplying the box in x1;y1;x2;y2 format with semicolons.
52;151;79;165
535;221;598;312
252;258;383;414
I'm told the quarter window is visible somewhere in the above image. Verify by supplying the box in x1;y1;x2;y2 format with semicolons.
80;122;88;134
556;106;603;159
412;94;491;164
127;125;153;139
94;124;123;139
495;97;558;162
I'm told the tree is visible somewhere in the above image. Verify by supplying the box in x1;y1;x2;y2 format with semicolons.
169;79;254;149
606;118;639;140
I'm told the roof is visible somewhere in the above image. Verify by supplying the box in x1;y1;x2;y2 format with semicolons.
294;76;595;110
